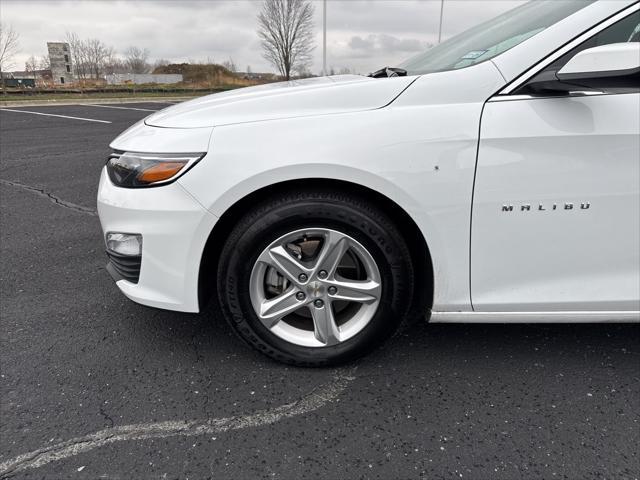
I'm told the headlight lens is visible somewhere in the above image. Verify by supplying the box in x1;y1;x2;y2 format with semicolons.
106;151;205;188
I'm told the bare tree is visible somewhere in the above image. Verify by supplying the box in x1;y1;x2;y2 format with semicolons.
39;54;50;71
0;23;20;86
222;57;237;73
257;0;315;80
25;55;38;78
106;59;125;75
103;51;118;75
85;38;111;78
124;46;150;74
64;33;113;80
65;32;88;79
153;58;170;71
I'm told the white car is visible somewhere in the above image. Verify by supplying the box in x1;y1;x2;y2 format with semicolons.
98;0;640;365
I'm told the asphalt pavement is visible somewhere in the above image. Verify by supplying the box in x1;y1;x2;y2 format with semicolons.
1;103;638;479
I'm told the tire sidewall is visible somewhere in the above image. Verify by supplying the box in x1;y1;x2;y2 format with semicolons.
218;195;413;365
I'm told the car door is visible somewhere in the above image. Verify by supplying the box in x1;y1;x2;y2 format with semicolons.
471;9;640;312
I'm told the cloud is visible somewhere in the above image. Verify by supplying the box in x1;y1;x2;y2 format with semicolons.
340;34;430;73
349;34;428;54
1;0;526;75
348;35;373;51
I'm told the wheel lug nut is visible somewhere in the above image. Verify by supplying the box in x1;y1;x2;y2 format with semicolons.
328;286;337;295
318;270;328;279
296;292;306;301
314;299;324;308
298;273;308;282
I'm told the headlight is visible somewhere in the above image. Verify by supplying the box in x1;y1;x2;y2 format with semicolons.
106;151;205;188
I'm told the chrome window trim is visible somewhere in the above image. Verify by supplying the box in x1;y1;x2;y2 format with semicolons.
488;91;609;102
498;3;640;96
429;311;640;323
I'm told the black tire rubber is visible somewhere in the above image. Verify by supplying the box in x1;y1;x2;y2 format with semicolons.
216;189;415;366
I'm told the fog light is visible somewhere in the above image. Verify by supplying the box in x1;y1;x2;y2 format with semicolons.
106;233;142;256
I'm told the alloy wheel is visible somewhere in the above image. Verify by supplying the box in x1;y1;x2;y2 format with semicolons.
249;228;382;347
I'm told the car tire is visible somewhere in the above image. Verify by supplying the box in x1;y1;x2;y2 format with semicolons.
216;189;415;366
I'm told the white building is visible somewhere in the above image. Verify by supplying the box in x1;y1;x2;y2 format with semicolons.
105;73;183;85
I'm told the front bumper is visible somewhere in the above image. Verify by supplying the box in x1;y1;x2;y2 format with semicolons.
97;168;218;312
106;250;142;284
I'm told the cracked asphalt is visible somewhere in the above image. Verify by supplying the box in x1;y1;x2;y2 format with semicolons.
1;103;639;480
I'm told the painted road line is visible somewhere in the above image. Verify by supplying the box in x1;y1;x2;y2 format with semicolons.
0;108;112;124
85;104;158;112
0;368;356;476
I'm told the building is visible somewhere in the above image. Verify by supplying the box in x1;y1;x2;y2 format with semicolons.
47;42;73;85
5;69;52;88
2;78;36;88
105;73;183;85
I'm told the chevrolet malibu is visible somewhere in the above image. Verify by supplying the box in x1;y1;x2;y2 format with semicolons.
98;0;640;365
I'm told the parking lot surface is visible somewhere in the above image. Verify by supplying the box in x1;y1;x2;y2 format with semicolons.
1;103;639;479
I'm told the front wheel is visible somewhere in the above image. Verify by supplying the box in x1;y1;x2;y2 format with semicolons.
216;190;415;366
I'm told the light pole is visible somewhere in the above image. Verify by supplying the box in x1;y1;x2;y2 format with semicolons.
437;0;445;44
322;0;327;75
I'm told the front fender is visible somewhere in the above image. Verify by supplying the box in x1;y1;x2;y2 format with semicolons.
178;105;482;312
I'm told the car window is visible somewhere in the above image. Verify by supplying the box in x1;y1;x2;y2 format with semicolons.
630;21;640;41
516;9;640;93
570;9;640;50
398;0;596;75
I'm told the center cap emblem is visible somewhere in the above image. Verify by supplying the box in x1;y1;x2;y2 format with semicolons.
308;281;324;298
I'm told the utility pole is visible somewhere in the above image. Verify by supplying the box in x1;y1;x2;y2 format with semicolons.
322;0;327;75
438;0;445;44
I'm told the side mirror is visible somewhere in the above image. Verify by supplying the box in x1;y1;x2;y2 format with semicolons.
556;42;640;90
519;42;639;96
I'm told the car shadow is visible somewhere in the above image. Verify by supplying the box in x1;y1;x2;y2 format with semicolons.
119;293;639;370
369;319;640;370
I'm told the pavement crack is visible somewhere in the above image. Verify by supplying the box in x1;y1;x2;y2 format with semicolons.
0;179;98;216
99;405;115;428
0;367;357;477
191;333;205;364
190;331;212;415
3;149;105;162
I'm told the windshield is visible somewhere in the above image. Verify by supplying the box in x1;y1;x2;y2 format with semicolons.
399;0;597;75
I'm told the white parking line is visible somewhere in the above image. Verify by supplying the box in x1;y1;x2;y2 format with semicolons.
0;108;112;124
0;368;356;476
85;104;157;112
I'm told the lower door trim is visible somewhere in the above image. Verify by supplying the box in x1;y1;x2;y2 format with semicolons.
429;311;640;323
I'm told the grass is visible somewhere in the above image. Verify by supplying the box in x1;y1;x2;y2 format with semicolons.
0;84;244;102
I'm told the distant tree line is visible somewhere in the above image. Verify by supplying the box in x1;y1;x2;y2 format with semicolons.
63;32;168;79
2;0;350;89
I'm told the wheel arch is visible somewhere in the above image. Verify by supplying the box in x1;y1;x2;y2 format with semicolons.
198;178;434;317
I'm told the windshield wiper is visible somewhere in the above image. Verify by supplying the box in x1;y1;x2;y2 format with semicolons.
367;67;408;78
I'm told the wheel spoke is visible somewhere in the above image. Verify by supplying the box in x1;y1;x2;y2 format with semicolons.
327;279;381;304
258;245;310;285
258;288;305;327
249;227;383;348
313;231;350;277
311;302;341;346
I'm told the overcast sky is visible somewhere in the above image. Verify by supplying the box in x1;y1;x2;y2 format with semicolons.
2;0;526;75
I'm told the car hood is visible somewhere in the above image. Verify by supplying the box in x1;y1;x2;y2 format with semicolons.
144;74;417;128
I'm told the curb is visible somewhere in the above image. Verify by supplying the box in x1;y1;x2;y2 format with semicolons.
0;96;196;108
